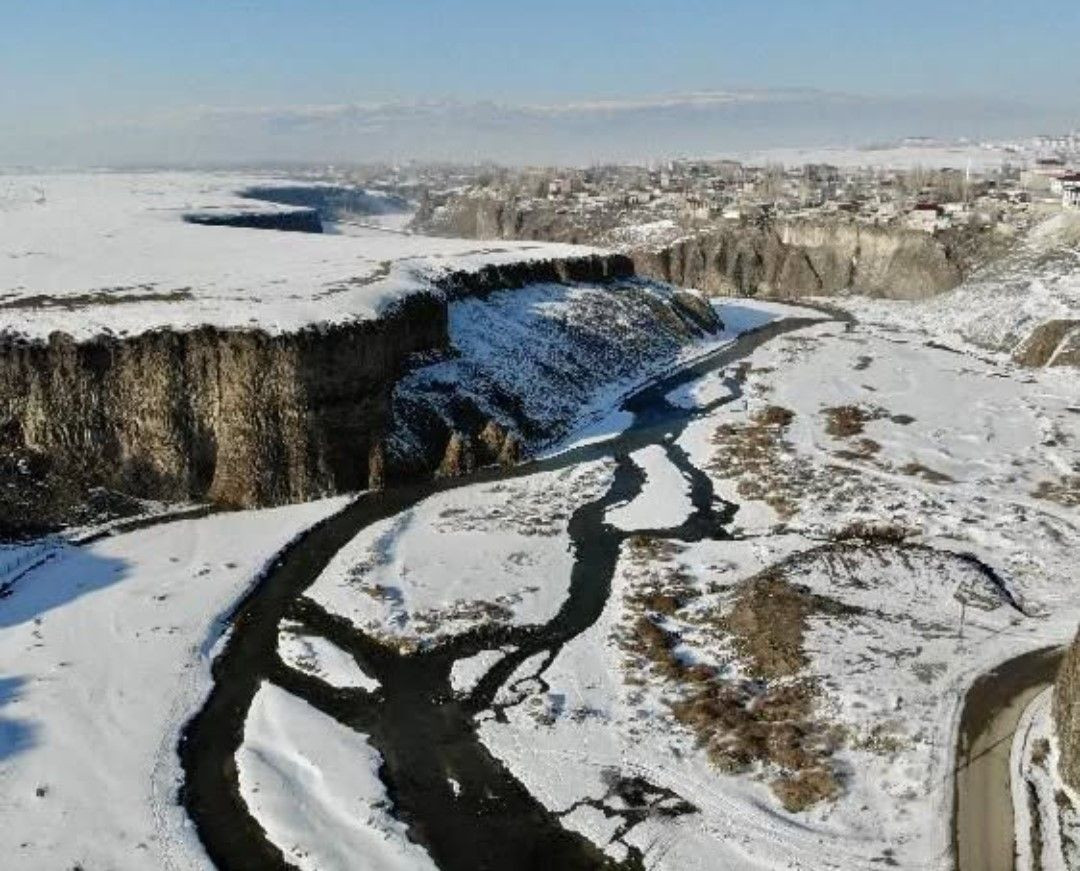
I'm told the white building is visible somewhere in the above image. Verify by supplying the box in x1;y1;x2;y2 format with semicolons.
906;203;945;232
1062;174;1080;210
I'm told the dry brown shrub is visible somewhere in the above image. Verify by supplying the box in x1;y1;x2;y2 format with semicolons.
771;767;841;812
833;521;914;546
822;404;884;438
833;438;881;461
626;534;683;563
755;405;795;427
717;572;856;680
1033;476;1080;508
709;405;799;519
618;539;857;813
719;574;813;679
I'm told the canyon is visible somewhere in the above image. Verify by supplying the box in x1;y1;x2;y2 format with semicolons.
0;247;667;534
413;191;993;300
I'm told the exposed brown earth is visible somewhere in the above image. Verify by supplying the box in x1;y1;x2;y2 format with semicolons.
1033;476;1080;507
617;537;860;813
1012;319;1080;367
708;405;800;519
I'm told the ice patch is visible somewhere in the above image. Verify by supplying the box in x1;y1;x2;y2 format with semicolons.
237;682;436;871
607;445;694;531
278;622;379;691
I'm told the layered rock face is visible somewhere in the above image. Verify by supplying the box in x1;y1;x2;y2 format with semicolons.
1054;631;1080;791
414;194;607;246
0;253;646;532
1012;319;1080;367
628;222;961;300
414;197;964;300
183;208;324;234
1;292;442;513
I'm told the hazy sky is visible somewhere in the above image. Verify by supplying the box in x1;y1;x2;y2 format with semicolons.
3;0;1079;166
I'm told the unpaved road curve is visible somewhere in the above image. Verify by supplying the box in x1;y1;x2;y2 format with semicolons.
955;647;1063;871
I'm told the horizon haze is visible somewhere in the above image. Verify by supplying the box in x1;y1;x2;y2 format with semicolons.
3;0;1079;166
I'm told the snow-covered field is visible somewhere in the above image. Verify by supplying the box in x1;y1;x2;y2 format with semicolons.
0;497;348;871
471;309;1079;869
606;446;692;531
278;620;380;691
306;461;615;650
237;682;435;871
0;171;593;340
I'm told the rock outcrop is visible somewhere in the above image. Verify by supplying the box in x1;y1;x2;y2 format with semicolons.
0;253;664;533
183;208;324;234
413;195;965;300
1055;630;1080;791
1012;319;1080;367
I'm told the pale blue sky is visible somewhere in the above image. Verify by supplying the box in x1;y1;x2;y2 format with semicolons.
3;1;1078;165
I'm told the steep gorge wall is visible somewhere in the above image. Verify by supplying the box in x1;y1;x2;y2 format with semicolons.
1;292;442;511
415;196;965;300
632;222;962;300
183;208;324;234
0;254;635;531
1055;631;1080;791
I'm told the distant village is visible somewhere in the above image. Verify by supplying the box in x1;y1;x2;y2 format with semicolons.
322;131;1080;245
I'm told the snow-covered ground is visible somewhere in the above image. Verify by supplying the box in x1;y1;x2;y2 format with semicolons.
606;446;693;531
0;171;594;340
474;310;1079;868
278;620;379;691
0;497;348;871
306;461;615;650
225;291;1078;869
237;681;436;871
450;647;516;696
3;236;1077;868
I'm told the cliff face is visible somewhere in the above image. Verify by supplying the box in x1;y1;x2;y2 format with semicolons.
183;209;324;234
415;195;607;246
615;223;960;300
414;196;964;300
0;253;645;533
1054;631;1080;791
1;292;443;514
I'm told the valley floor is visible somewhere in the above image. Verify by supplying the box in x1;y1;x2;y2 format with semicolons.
1;294;1078;870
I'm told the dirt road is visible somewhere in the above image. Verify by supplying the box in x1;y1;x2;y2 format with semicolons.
955;647;1063;871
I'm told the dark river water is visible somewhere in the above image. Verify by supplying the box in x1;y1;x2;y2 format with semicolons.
179;316;822;871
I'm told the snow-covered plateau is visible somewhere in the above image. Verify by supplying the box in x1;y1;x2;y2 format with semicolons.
0;171;595;340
